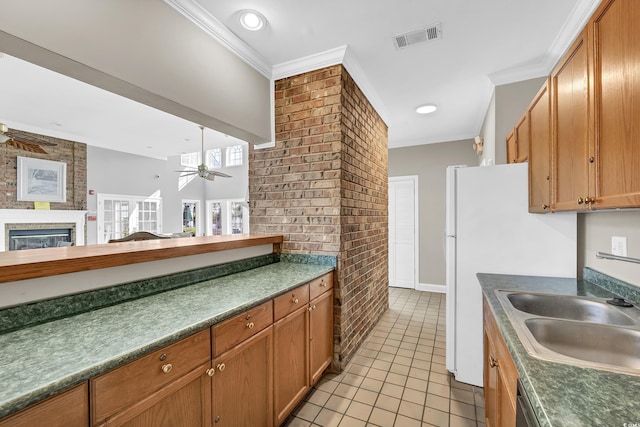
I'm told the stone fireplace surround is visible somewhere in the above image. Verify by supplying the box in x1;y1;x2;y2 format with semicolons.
0;209;87;251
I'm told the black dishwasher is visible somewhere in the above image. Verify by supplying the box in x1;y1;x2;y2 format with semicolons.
516;379;541;427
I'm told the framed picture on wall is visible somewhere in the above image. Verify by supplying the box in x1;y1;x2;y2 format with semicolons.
17;156;67;202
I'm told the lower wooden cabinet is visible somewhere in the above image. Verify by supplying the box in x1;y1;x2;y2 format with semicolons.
273;272;334;425
212;325;274;427
0;383;88;427
310;288;334;386
483;297;518;427
90;329;211;427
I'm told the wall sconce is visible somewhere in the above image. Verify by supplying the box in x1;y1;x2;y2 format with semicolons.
473;136;484;155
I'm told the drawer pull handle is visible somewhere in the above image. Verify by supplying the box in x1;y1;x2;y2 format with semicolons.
206;368;215;377
489;356;498;368
247;322;255;330
320;280;327;287
217;363;226;372
293;298;299;304
161;363;173;374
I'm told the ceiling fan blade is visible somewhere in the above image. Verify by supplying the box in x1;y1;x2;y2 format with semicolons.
204;173;217;181
6;139;48;154
5;130;57;146
208;170;232;178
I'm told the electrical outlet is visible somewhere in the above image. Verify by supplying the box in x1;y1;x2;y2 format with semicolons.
612;236;628;256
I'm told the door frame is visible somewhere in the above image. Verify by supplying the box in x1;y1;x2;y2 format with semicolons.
388;175;419;289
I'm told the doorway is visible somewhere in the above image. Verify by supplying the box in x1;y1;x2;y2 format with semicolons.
182;200;200;236
388;176;418;289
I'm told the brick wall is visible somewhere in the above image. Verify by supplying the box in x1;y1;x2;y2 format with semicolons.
249;65;388;368
0;130;87;210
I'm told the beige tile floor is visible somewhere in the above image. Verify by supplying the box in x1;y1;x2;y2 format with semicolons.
283;287;486;427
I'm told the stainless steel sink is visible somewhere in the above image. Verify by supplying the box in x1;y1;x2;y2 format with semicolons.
525;318;640;371
495;290;640;375
506;292;637;326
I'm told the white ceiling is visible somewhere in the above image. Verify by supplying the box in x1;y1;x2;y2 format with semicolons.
0;0;600;158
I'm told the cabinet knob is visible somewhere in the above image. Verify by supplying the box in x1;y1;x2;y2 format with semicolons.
293;298;299;304
161;363;173;374
489;356;498;368
320;280;327;288
577;197;584;205
245;314;251;320
217;363;226;372
542;204;549;210
247;321;255;330
206;368;215;377
589;156;595;163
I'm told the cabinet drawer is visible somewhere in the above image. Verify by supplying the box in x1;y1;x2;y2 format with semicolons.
0;383;88;427
309;273;333;300
274;283;310;321
90;329;210;425
213;300;273;357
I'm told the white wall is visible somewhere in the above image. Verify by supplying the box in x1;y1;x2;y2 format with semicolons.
87;145;248;243
0;0;271;144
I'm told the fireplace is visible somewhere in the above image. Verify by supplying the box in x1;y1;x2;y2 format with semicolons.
0;209;87;251
9;228;73;250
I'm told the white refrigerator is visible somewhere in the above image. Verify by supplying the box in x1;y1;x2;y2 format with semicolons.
445;163;577;386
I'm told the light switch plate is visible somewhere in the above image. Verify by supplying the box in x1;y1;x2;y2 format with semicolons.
612;236;627;257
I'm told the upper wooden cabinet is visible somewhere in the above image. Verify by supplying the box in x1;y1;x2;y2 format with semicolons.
506;116;529;164
589;0;640;208
551;28;591;212
528;79;552;213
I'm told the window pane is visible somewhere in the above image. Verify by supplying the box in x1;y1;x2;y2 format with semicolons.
226;145;243;167
181;152;201;167
231;201;243;234
211;203;222;236
206;148;222;168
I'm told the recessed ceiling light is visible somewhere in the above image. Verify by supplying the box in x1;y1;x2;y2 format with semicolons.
416;104;437;114
239;10;266;31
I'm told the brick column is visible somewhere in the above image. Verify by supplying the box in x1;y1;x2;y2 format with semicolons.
249;65;388;368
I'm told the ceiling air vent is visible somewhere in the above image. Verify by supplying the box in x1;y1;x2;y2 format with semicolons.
393;23;442;50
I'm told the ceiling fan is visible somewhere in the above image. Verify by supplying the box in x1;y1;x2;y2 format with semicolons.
176;125;232;181
0;123;58;154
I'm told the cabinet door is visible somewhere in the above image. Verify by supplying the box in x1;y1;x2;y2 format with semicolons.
274;305;309;426
309;289;334;385
483;330;498;427
552;29;591;211
506;131;517;164
514;115;529;163
0;383;88;427
212;325;273;427
528;79;552;213
590;0;640;208
103;365;211;427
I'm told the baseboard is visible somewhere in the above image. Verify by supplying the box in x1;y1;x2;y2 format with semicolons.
415;283;446;293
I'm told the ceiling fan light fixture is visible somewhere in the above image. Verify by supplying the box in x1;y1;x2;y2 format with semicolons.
416;104;437;114
239;10;266;31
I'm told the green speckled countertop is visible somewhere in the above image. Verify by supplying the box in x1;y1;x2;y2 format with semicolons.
478;273;640;427
0;261;333;419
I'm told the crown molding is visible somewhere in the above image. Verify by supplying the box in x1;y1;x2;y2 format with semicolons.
489;0;602;85
271;46;347;80
272;46;389;125
162;0;271;78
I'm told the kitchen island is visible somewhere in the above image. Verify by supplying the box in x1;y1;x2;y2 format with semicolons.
479;271;640;427
0;235;335;425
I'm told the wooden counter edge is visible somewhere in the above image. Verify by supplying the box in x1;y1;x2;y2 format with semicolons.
0;234;284;283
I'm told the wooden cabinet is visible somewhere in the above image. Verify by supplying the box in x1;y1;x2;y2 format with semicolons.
273;272;334;425
589;0;640;208
528;79;552;213
506;116;529;164
273;285;310;426
551;28;591;212
90;329;211;427
309;288;334;385
483;297;518;427
0;383;88;427
211;301;274;427
212;325;273;427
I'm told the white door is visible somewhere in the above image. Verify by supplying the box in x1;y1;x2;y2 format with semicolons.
388;176;418;289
